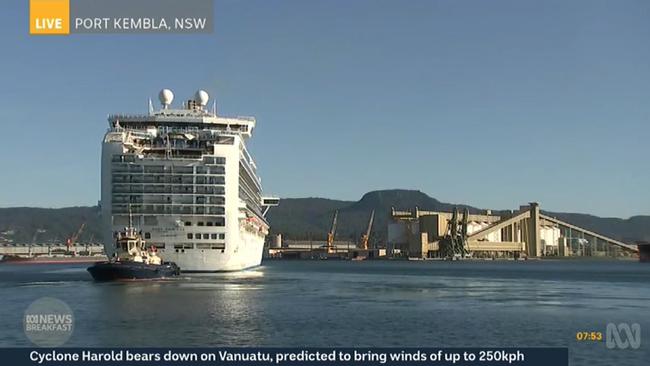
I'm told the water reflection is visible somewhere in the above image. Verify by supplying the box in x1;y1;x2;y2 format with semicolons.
75;267;269;346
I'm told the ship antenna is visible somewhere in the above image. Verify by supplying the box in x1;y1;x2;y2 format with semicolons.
212;99;217;115
165;134;172;159
128;205;133;228
148;98;154;115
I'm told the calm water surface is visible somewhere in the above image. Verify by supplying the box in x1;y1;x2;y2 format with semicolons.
0;260;648;365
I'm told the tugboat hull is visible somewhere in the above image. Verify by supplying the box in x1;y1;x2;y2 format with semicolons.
87;261;180;281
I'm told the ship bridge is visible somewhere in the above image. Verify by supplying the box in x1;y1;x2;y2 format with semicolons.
107;89;256;139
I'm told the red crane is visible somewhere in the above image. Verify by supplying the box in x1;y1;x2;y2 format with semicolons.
66;223;86;253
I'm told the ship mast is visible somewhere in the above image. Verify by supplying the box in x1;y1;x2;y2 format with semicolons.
128;205;133;229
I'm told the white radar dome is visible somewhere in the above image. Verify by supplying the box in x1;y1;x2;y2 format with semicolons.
194;89;209;106
158;89;174;108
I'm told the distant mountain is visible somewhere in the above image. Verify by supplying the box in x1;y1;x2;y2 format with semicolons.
349;189;476;213
1;190;649;246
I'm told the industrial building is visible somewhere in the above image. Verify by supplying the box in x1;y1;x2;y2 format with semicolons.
388;203;638;259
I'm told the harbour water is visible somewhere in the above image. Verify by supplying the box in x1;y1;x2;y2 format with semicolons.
0;260;648;365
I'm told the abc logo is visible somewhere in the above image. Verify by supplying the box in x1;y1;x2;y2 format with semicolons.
606;323;641;350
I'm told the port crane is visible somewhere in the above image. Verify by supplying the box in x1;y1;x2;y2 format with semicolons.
325;210;338;254
66;223;86;254
359;210;375;250
439;207;470;259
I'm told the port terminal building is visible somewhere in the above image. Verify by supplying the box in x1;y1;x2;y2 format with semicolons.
388;203;638;259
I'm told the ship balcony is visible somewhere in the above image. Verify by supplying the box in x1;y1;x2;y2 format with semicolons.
111;204;225;216
111;176;224;185
111;165;144;173
111;166;224;176
111;185;225;195
131;196;224;205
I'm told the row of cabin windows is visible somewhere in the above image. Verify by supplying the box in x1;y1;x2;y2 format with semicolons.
130;242;226;251
111;205;223;215
143;232;224;240
112;186;225;195
112;196;224;206
137;243;226;250
112;175;224;184
111;160;226;172
109;238;227;253
111;167;226;176
203;157;227;165
183;219;224;227
174;242;226;253
187;233;225;240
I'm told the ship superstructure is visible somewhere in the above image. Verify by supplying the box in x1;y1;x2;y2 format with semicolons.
100;89;278;271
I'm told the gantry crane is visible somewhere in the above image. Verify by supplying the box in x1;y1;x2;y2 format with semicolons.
359;210;375;250
326;210;338;254
439;207;470;259
66;223;86;254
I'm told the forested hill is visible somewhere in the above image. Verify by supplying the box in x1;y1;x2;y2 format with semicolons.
1;190;648;245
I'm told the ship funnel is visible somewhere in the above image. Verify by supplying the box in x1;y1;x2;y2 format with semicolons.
158;89;174;109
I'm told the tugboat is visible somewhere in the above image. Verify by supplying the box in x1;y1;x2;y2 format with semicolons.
87;220;180;281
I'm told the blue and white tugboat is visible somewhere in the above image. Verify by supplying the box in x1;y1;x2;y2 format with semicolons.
88;218;180;281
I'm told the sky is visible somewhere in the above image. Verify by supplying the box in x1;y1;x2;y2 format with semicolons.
0;0;648;218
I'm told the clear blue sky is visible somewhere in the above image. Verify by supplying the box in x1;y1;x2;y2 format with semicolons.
0;0;648;218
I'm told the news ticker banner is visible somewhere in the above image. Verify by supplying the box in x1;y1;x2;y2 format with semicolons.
29;0;213;35
2;348;568;366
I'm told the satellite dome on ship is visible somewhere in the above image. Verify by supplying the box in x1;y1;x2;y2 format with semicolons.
158;88;174;108
194;90;209;106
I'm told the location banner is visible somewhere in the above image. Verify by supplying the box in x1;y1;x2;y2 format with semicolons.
2;347;568;366
30;0;213;35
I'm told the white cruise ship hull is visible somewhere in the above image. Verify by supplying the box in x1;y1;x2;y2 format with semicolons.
160;222;264;272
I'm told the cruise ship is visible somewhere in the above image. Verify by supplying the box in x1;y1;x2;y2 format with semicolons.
100;89;278;271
